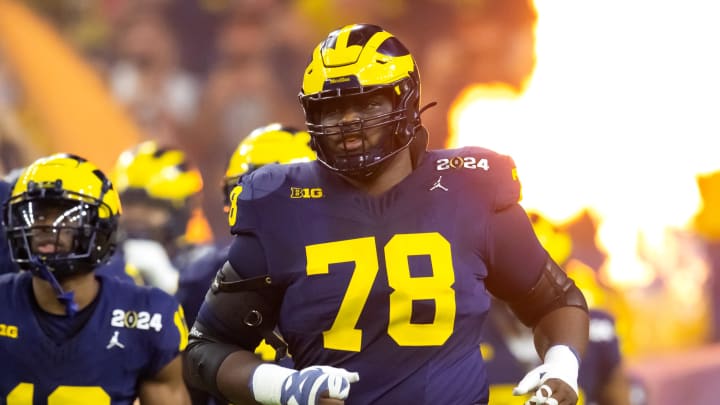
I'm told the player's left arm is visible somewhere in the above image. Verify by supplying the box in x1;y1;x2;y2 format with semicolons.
485;204;588;404
138;354;190;405
483;154;588;404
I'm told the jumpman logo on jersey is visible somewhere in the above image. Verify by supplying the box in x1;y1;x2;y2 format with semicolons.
106;330;125;350
430;176;448;191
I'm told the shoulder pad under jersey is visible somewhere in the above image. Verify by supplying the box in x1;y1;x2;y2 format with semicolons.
102;275;188;352
492;152;521;211
237;164;289;201
439;146;521;211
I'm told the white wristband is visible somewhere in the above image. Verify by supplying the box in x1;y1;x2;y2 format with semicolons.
250;363;296;405
544;345;580;394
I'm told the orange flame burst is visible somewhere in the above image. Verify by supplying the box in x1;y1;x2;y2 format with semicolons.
447;0;720;354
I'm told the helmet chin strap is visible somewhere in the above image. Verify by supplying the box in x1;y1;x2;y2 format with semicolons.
30;257;79;317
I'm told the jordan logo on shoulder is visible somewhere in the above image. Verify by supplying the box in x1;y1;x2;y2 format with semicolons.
430;176;448;191
106;330;125;350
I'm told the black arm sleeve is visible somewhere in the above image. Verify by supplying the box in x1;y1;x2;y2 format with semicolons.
484;204;588;327
183;233;283;401
183;323;241;403
484;203;549;301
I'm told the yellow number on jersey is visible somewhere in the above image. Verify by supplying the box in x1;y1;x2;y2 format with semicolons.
174;305;189;351
306;237;378;351
8;383;110;405
385;233;455;346
305;233;456;351
227;184;243;226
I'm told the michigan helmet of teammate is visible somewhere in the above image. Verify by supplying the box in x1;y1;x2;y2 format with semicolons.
112;141;203;244
528;211;573;266
299;24;422;178
223;123;316;205
3;154;121;279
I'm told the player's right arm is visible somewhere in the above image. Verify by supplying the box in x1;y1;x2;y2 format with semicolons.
183;233;358;405
183;232;274;404
138;355;190;405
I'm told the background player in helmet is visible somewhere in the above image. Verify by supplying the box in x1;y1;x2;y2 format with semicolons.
0;153;190;404
184;24;589;405
109;141;214;293
177;123;315;405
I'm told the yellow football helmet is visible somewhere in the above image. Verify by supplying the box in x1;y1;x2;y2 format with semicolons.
113;141;203;208
3;153;121;278
112;141;203;243
299;24;422;177
528;211;572;266
223;123;316;204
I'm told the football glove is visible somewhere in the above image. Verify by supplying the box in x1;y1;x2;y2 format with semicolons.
251;363;360;405
513;345;579;398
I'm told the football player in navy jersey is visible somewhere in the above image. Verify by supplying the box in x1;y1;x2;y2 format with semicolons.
0;153;190;404
185;24;589;405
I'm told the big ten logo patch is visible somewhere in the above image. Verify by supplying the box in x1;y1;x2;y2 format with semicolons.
0;323;18;339
290;187;323;199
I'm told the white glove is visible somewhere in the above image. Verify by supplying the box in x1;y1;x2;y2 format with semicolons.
251;363;360;405
123;239;179;293
513;345;579;399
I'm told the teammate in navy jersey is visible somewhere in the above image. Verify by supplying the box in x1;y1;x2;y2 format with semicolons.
482;303;631;405
185;24;589;405
0;153;190;404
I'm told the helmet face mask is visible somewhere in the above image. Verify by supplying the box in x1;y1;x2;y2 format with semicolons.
300;24;421;178
116;197;175;243
6;197;106;278
306;87;403;176
3;155;120;280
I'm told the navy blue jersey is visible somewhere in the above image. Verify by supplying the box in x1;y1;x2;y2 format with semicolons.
199;147;549;404
0;271;188;404
176;243;228;326
482;309;621;404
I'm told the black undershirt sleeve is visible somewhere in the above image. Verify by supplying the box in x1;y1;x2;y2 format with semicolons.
484;203;549;301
